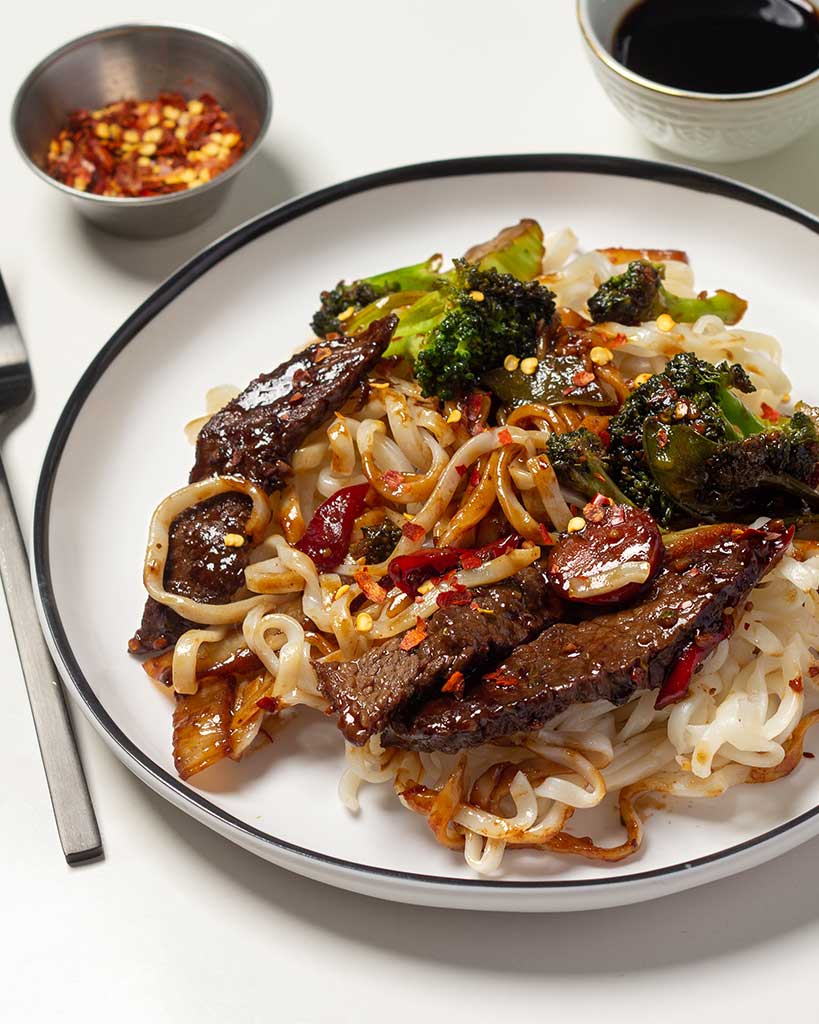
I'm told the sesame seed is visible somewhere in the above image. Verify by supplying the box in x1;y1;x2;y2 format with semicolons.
633;373;653;388
503;354;520;372
187;99;204;115
139;143;157;157
142;127;163;144
370;381;390;390
567;516;586;533
469;290;485;301
446;409;462;423
337;306;355;322
519;357;539;375
656;313;675;332
417;581;434;595
334;584;350;600
94;122;110;139
355;612;374;633
589;346;613;366
224;533;245;548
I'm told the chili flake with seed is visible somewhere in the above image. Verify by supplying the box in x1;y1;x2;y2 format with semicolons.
399;617;428;651
45;92;245;197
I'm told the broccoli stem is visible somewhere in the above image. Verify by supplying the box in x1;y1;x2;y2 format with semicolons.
365;256;444;294
717;389;767;438
660;287;748;327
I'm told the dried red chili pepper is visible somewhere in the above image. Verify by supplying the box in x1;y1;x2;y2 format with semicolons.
655;616;733;710
388;534;520;596
296;483;370;572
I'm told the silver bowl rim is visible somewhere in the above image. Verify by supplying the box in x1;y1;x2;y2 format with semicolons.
10;20;273;209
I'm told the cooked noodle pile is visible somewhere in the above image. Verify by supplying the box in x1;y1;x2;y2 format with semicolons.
143;229;819;874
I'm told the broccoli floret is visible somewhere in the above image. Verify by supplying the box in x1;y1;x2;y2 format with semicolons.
545;429;633;506
587;259;747;327
608;352;819;522
359;519;403;564
311;256;445;338
388;260;556;400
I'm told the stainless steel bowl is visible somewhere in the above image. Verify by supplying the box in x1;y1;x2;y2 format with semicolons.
11;23;272;238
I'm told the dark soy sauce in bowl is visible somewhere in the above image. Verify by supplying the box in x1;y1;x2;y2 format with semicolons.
614;0;819;94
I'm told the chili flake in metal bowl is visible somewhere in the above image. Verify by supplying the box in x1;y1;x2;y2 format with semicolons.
45;92;245;198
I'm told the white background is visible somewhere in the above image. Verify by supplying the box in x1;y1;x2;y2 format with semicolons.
4;3;819;1021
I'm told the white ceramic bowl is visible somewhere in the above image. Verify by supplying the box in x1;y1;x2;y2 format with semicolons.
577;0;819;162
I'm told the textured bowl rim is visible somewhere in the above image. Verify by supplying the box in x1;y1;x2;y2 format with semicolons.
576;0;819;103
10;20;273;209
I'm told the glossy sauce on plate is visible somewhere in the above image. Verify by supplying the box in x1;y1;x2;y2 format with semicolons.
614;0;819;94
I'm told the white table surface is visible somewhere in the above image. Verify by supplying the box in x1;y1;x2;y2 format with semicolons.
4;3;819;1021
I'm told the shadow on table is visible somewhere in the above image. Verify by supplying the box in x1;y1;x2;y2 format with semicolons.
648;127;819;219
71;147;300;286
136;774;819;977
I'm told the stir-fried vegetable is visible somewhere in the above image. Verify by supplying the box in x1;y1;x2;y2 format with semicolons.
385;261;556;400
587;259;747;326
546;428;632;506
608;352;819;522
483;353;613;408
310;256;446;338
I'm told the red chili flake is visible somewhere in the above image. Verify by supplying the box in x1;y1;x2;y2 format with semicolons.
401;522;426;542
498;428;513;445
469;467;481;488
354;568;388;604
441;671;465;696
470;601;494;614
289;392;304;404
572;370;595;388
760;402;782;423
562;386;575;396
538;522;554;546
804;752;816;759
809;665;819;678
382;469;405;492
657;427;669;449
484;668;518;687
399;617;428;651
464;392;488;436
454;463;468;477
609;333;628;348
789;676;804;693
45;92;245;198
459;551;482;570
313;346;332;363
599;428;611;448
256;696;280;713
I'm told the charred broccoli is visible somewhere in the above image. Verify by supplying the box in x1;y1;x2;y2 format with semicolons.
359;519;402;564
385;260;556;400
587;259;747;327
607;352;819;522
313;219;547;340
545;429;632;506
310;256;445;338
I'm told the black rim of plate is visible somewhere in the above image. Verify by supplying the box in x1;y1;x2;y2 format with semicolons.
34;154;819;892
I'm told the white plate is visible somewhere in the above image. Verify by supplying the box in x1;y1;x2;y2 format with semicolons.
34;155;819;912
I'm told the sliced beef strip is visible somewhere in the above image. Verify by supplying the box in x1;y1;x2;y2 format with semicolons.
129;316;397;654
191;316;397;488
129;493;253;653
315;558;563;746
384;524;791;753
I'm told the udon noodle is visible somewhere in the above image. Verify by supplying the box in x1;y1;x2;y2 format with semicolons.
143;228;819;874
